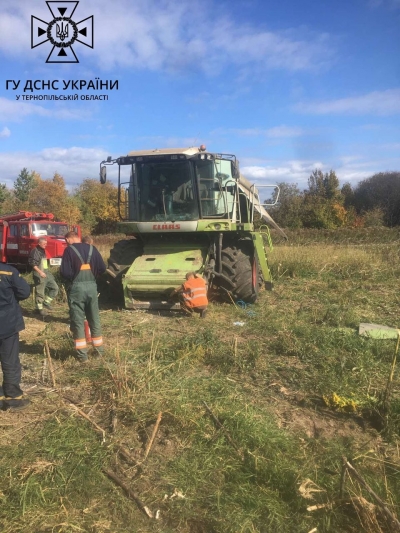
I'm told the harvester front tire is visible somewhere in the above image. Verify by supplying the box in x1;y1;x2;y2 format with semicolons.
107;239;143;279
104;239;143;304
219;246;263;303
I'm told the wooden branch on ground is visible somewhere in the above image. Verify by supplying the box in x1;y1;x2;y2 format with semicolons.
102;468;153;518
343;457;400;531
44;340;56;388
203;401;244;460
382;332;400;408
118;445;138;465
66;401;106;443
339;457;347;499
143;411;162;462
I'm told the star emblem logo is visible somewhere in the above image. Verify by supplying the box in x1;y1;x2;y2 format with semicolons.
31;1;94;63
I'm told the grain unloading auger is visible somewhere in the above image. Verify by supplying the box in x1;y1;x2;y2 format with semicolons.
99;145;286;310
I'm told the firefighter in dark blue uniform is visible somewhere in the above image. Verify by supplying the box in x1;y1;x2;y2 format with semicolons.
0;262;31;410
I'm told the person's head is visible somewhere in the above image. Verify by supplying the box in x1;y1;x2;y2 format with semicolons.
64;231;81;245
185;271;196;281
38;238;47;250
82;235;93;244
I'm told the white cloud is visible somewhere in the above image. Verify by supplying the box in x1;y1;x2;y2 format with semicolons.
241;160;325;188
0;147;108;189
0;127;11;138
295;89;400;115
0;0;335;74
0;97;92;122
211;126;305;138
134;135;203;148
0;12;29;56
0;145;398;192
368;0;400;9
241;153;400;189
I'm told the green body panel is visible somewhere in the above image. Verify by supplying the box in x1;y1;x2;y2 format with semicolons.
252;232;273;283
123;244;207;304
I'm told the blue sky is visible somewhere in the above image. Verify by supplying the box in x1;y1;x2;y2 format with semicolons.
0;0;399;192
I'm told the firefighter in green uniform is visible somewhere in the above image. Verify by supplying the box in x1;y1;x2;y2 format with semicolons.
60;231;106;362
28;237;59;316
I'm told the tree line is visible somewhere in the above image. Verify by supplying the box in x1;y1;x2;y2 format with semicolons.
0;169;119;234
268;170;400;229
1;167;399;233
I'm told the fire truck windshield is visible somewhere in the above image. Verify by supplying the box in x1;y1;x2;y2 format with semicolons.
32;223;68;237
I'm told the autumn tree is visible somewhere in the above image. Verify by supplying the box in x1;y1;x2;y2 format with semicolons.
353;172;400;226
301;169;346;228
341;182;355;208
307;169;341;200
0;184;14;215
23;172;81;226
75;179;119;233
269;182;304;228
14;168;38;204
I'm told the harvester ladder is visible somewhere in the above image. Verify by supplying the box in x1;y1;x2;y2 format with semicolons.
259;225;273;251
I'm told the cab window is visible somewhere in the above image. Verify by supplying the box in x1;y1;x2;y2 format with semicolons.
20;224;28;237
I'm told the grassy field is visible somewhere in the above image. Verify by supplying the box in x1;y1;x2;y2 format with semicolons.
1;229;400;533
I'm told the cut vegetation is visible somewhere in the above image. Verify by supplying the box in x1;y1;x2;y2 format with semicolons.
1;228;400;533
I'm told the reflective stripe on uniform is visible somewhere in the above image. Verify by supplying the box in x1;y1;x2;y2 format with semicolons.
182;277;208;308
0;271;12;275
80;264;91;270
92;336;103;347
184;293;207;301
75;338;87;349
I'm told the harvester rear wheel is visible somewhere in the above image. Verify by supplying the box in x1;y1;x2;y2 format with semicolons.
219;245;263;303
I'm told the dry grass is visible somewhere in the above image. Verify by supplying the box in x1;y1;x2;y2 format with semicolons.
0;230;400;532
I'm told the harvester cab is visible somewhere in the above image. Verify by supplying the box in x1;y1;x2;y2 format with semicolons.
100;146;285;310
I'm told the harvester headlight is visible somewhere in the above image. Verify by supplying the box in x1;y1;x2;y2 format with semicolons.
214;223;221;230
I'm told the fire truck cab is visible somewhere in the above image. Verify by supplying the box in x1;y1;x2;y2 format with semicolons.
0;212;81;268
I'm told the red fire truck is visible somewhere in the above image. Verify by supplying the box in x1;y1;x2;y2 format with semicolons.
0;212;81;268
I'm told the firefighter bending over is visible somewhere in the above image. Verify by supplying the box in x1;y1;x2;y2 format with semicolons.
171;272;208;318
60;231;106;363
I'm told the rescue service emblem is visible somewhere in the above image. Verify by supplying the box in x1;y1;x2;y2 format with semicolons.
31;1;94;63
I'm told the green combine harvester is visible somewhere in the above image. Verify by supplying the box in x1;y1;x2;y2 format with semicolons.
99;145;286;309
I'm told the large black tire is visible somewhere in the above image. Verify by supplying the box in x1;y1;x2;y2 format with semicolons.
218;245;263;303
107;239;143;280
100;239;143;305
